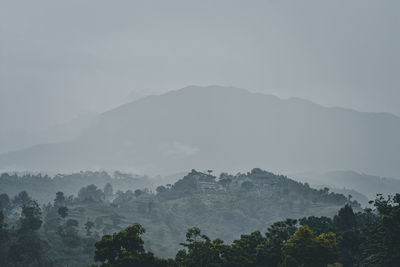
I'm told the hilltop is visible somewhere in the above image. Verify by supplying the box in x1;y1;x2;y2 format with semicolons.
7;168;357;259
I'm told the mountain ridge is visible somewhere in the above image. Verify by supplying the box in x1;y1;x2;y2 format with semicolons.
1;85;400;177
104;85;400;120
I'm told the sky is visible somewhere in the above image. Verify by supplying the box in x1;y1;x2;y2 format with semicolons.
1;0;399;132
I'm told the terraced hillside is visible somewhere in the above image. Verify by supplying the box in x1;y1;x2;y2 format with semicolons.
51;169;358;259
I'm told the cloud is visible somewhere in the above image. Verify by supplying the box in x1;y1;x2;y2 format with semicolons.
159;142;199;158
0;0;399;133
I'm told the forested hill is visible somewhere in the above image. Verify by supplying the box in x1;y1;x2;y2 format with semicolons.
0;168;359;264
142;169;358;256
294;170;400;201
0;171;157;204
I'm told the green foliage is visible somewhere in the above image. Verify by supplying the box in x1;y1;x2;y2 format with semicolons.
0;210;9;266
156;186;167;194
299;216;334;235
0;171;153;204
334;204;357;231
282;226;338;267
134;189;144;198
57;206;68;218
79;184;105;203
93;223;171;267
176;227;226;267
8;200;50;266
13;190;32;207
224;230;266;267
260;219;298;266
54;191;66;206
1;171;400;267
0;193;10;210
157;194;400;267
360;193;400;266
86;220;96;236
19;201;43;232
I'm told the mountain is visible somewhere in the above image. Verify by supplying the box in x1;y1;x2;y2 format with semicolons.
0;111;98;154
293;170;400;202
1;85;400;176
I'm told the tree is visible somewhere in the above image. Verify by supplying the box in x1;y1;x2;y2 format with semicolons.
58;219;81;248
258;219;298;266
134;189;144;197
360;194;400;266
58;206;69;219
19;201;43;233
93;223;170;267
223;231;265;267
78;184;105;203
156;186;167;194
13;190;32;207
0;210;5;229
282;226;338;267
9;201;47;266
66;218;79;228
0;193;10;211
172;175;198;192
218;178;232;191
333;205;362;266
104;183;113;201
334;204;356;232
54;191;66;207
241;181;254;191
299;216;335;235
176;227;226;267
0;210;9;266
85;220;95;236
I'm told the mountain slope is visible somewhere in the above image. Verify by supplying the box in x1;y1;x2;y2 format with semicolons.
293;170;400;201
51;169;360;258
1;85;400;176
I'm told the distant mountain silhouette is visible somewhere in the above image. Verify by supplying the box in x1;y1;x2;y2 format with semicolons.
1;85;400;176
293;170;400;201
0;112;98;154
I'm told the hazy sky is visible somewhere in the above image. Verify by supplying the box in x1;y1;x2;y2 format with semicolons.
1;0;399;132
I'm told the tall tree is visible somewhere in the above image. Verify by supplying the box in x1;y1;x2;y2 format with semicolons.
0;210;9;266
9;201;48;266
282;226;338;267
54;191;66;207
93;223;170;267
176;227;226;267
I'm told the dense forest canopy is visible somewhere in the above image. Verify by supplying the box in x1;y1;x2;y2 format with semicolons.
1;170;399;266
0;168;368;266
0;171;182;204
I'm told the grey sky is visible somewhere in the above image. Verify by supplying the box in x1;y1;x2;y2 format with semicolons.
1;0;399;132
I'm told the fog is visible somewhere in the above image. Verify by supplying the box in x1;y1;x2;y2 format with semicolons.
1;0;399;134
1;2;400;266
